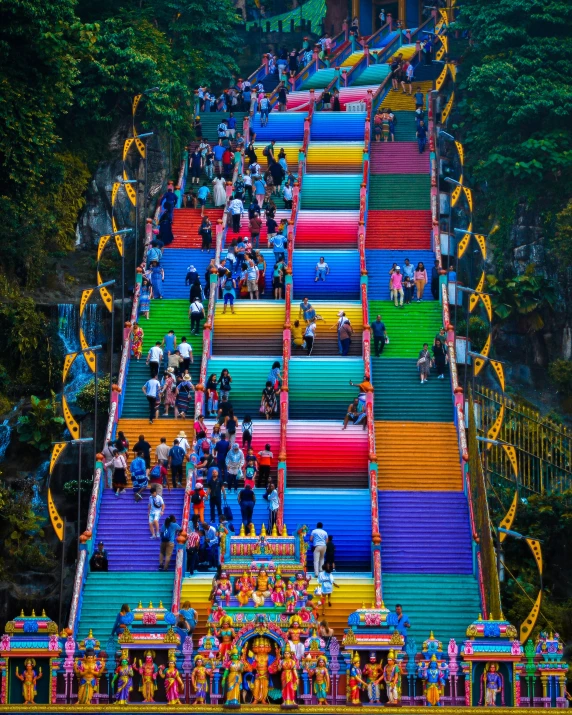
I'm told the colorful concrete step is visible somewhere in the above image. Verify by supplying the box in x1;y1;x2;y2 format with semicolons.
306;142;364;174
300;68;337;90
366;250;436;301
368;299;443;358
290;302;363;357
381;80;433;111
379;491;473;573
94;489;185;570
301;174;362;210
371;358;452;421
381;573;481;645
353;62;391;86
375;422;462;490
366;210;432;249
77;572;175;642
212;301;285;356
295;210;359;248
311;112;366;141
293;249;361;300
368;174;431;210
196;113;247;144
370;141;430;174
205;356;282;417
171;209;223;248
250;111;308;141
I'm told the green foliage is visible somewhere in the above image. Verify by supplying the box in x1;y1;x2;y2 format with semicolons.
551;200;572;271
76;374;111;413
486;265;558;332
16;395;65;452
454;0;572;246
0;480;56;576
548;360;572;394
456;316;489;352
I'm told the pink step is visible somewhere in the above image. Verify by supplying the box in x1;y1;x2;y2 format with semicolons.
370;142;430;174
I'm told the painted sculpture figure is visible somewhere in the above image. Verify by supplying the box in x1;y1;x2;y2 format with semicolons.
382;651;401;705
191;655;212;705
273;646;299;709
422;655;446;706
111;654;133;705
236;571;255;607
284;581;297;613
243;637;274;704
484;663;502;706
74;649;105;705
308;654;330;705
15;658;42;705
363;652;383;705
294;572;309;601
217;614;236;658
287;615;306;662
252;568;273;607
215;570;232;606
222;648;245;708
348;653;366;705
271;571;286;606
137;650;158;703
159;658;184;705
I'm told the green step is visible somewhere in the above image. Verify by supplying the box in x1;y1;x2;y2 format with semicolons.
196;112;247;143
289;358;365;420
301;68;337;90
368;174;431;210
382;111;418;141
371;357;452;421
122;359;200;417
368;301;443;358
206;356;281;417
77;572;174;642
354;64;391;86
382;573;481;645
301;174;362;210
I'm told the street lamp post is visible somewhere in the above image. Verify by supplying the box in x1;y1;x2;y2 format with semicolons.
456;285;492;400
99;234;131;373
117;179;140;282
136;132;155;223
65;344;103;467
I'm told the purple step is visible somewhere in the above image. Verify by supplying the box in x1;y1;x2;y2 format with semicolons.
95;489;186;571
378;491;473;574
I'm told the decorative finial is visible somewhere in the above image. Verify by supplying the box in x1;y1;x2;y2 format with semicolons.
42;609;46;617
88;629;94;638
149;601;153;608
31;609;36;617
430;631;434;639
477;614;483;621
489;613;494;621
271;522;278;536
138;601;143;609
159;601;163;609
20;609;25;617
239;523;245;536
260;523;267;536
249;523;256;537
281;524;288;536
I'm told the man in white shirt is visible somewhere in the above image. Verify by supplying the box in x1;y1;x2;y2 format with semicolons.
267;483;279;532
229;197;244;233
189;299;205;335
141;376;161;423
146;342;163;377
246;259;259;300
178;337;193;374
148;486;165;538
310;522;328;577
155;437;170;465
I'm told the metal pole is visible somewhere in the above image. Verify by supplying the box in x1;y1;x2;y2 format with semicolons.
463;279;470;401
58;518;66;629
77;424;82;555
144;139;149;224
110;287;115;382
121;249;125;334
135;189;139;284
93;353;98;465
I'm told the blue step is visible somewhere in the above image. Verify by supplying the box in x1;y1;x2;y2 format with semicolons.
366;249;436;301
311;112;367;141
293;250;361;300
250;112;307;142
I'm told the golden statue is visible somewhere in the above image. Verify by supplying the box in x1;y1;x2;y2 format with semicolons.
308;655;330;705
191;655;212;705
236;570;254;607
15;658;42;705
252;568;272;607
74;649;105;705
137;650;158;703
287;615;307;662
242;637;274;704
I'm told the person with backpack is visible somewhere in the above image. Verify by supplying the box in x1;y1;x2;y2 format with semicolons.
214;433;230;485
168;438;186;488
202;521;219;569
149;461;168;495
225;443;245;492
185;524;201;575
217;118;228;140
206;469;226;522
131;451;148;502
105;450;128;497
189;297;205;336
148;486;165;538
159;514;181;570
241;415;253;450
191;482;207;522
259;95;271;127
244;447;258;486
238;483;256;527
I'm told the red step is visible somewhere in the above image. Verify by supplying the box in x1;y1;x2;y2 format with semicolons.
171;208;224;248
366;210;432;249
370;142;430;175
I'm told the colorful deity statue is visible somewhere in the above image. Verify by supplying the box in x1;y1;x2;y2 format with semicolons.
222;648;246;707
363;652;384;705
159;658;184;705
271;645;299;708
307;655;330;705
74;648;105;705
242;636;274;704
236;571;255;607
111;653;133;705
484;663;502;707
252;568;273;607
191;655;212;705
382;651;401;705
267;564;277;589
216;614;235;658
15;658;42;705
199;627;219;653
347;653;366;705
215;570;232;606
294;572;309;601
284;581;297;613
137;650;159;703
270;570;286;606
420;655;446;706
287;615;307;662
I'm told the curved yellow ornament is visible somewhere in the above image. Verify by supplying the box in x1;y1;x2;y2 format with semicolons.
97;235;111;262
486;404;504;450
475;233;487;259
451;179;463;208
62;353;77;383
520;591;542;644
469;272;486;313
441;93;454;124
50;442;68;476
526;538;543;575
463;186;473;212
79;289;93;317
480;293;493;322
122;170;137;207
474;334;491;377
457;231;471;259
455;141;464;166
132;94;142;117
499;492;518;544
436;64;448;91
97;271;113;313
490;360;505;391
502;444;519;480
48;488;64;542
62;395;80;439
79;328;96;373
134;137;146;159
122;138;134;161
111;182;120;208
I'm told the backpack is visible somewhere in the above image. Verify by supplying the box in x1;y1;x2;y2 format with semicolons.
160;524;171;542
262;146;270;157
191;490;202;505
201;439;210;453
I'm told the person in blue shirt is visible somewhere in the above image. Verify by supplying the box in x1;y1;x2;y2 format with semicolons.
168;439;186;488
161;185;177;221
131;451;148;502
416;120;427;154
371;314;387;357
394;604;411;642
162;329;177;367
227;113;237;138
159;515;181;571
213;140;226;175
269;233;285;264
197;183;210;216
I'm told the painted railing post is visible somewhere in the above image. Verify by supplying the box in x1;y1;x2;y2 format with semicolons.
171;466;193;614
364;43;370;66
387;13;393;30
342;68;348;87
243;115;250;143
343;20;349;40
263;53;269;75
